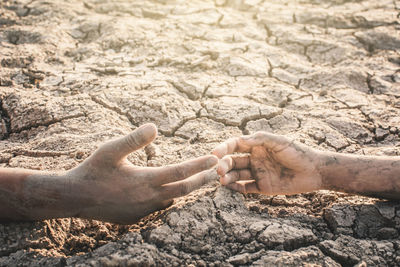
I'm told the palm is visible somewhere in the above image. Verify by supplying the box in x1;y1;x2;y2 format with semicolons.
249;145;317;194
213;132;322;195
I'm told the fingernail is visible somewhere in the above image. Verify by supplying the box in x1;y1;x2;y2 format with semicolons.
142;123;157;132
141;123;157;138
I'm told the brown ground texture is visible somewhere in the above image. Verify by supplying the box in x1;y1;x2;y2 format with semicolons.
1;0;400;266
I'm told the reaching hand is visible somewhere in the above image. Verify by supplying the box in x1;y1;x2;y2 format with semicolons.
67;123;218;224
212;132;322;195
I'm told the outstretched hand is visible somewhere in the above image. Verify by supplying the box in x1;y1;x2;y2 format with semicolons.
67;123;218;224
212;132;322;195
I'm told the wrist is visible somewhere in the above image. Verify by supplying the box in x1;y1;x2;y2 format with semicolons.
58;172;83;218
314;150;340;191
23;171;82;220
62;166;101;220
291;143;326;192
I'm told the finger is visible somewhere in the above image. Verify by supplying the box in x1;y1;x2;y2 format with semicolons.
225;180;260;194
212;133;266;158
161;169;218;199
217;154;251;176
97;123;157;164
242;132;292;152
212;132;291;158
212;137;249;159
154;155;218;185
220;169;252;185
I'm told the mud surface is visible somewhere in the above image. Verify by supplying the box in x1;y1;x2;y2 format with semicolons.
1;0;400;266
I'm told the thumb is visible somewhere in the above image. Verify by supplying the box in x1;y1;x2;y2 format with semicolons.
97;123;157;164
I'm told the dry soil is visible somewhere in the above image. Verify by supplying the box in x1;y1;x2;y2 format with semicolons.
1;0;400;266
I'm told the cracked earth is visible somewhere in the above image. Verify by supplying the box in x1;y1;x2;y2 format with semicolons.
1;0;400;266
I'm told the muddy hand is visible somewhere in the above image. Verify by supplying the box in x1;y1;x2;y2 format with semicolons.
68;123;218;224
212;132;322;195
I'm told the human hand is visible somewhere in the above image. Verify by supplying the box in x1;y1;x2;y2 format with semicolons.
67;123;218;224
212;132;322;195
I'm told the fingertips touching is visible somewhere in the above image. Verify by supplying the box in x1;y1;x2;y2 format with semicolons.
220;175;228;185
161;169;218;199
212;143;228;159
217;154;251;177
217;156;232;176
220;170;237;185
207;155;219;168
212;138;239;158
155;155;218;185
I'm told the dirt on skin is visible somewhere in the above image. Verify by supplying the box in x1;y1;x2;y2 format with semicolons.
1;0;400;265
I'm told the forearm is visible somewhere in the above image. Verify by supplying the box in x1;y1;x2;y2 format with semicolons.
317;152;400;200
0;168;79;222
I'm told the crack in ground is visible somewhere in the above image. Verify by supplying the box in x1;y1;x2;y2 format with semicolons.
239;108;283;134
89;94;139;128
266;58;273;78
317;244;348;267
330;95;377;138
1;148;76;158
303;44;312;62
353;32;375;55
366;73;374;94
167;80;200;101
10;113;86;136
201;84;210;99
198;104;283;133
0;98;12;140
263;24;272;39
162;115;199;137
325;137;351;153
